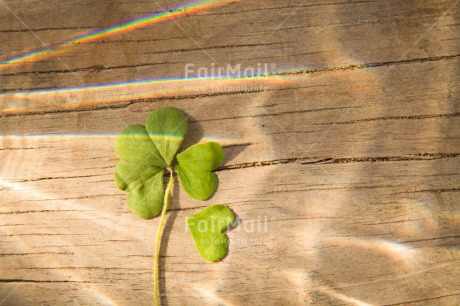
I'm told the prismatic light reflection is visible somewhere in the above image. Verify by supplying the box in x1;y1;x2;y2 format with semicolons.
0;133;245;147
0;61;378;115
0;74;283;114
0;0;240;70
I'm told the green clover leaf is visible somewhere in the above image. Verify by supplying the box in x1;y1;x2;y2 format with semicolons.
145;107;188;166
115;161;164;218
114;107;223;219
187;204;235;262
175;142;223;201
114;107;187;219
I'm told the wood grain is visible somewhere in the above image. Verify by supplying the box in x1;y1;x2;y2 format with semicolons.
1;0;459;305
0;0;459;94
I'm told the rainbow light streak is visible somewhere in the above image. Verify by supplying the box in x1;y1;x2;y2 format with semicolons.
0;74;282;114
0;0;238;69
0;76;272;97
118;134;184;142
2;74;275;95
0;134;244;147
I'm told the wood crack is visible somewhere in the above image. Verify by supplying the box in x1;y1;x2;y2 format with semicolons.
0;146;48;151
264;184;396;194
0;154;456;193
0;210;94;215
0;252;73;256
267;216;343;222
11;266;146;271
411;188;460;194
2;53;457;81
11;173;107;183
194;106;358;123
402;235;460;243
0;279;94;283
217;153;460;171
383;292;460;305
0;26;96;34
317;112;460;125
274;54;460;76
0;233;90;237
0;42;291;79
202;1;381;17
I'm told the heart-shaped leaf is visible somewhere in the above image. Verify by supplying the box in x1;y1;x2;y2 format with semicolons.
145;107;188;166
115;124;165;167
114;161;162;191
174;142;223;200
114;161;165;219
126;171;165;219
187;204;234;262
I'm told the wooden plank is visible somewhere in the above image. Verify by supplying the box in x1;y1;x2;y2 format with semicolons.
1;159;459;305
1;0;459;305
0;0;459;94
2;53;460;114
1;58;459;182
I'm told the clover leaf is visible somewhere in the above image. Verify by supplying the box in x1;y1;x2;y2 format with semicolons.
114;107;231;306
145;107;187;166
175;142;223;200
114;108;188;219
114;107;223;219
187;204;235;262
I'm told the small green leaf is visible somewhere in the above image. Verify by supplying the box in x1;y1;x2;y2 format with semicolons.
145;107;188;166
114;122;167;219
174;142;223;200
114;161;163;191
115;161;164;219
187;204;234;262
115;124;165;167
126;170;164;219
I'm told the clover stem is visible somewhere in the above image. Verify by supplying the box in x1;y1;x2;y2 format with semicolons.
154;167;174;306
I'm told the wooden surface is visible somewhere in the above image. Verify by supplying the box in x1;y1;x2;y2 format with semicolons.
1;0;459;305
